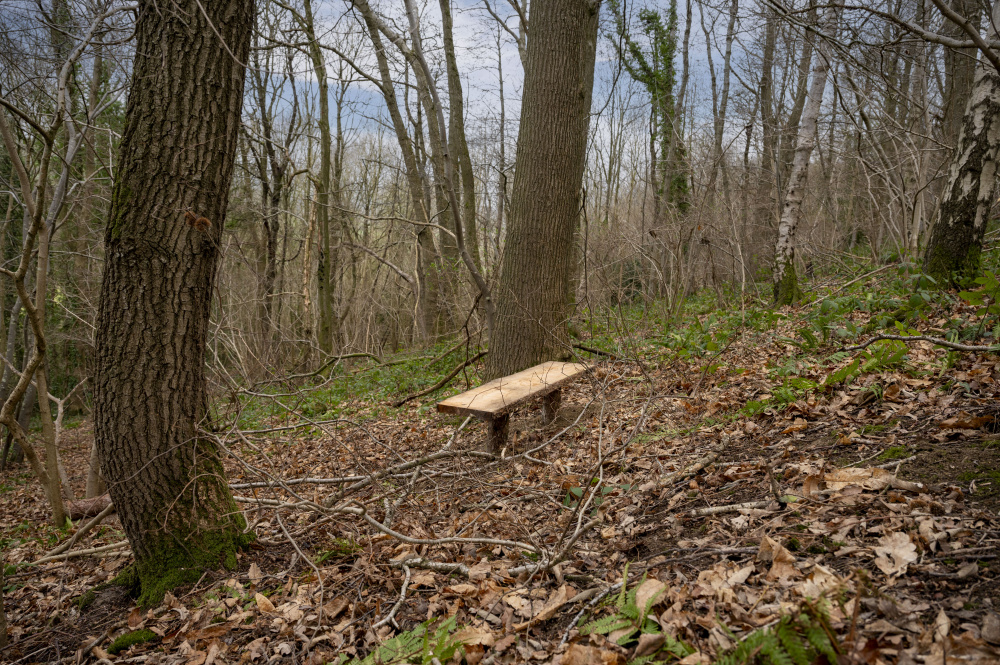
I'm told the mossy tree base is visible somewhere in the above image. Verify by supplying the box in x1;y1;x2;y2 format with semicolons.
773;262;803;307
923;242;982;289
115;528;254;608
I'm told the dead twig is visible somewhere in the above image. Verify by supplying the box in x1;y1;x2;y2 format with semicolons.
392;351;487;407
35;502;116;564
373;564;410;630
843;334;1000;353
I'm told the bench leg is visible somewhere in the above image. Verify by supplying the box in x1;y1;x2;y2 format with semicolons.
487;414;509;454
541;389;562;424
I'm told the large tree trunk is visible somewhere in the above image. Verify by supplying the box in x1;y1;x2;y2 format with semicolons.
94;0;253;607
485;0;600;379
923;0;1000;286
772;4;839;305
360;10;440;340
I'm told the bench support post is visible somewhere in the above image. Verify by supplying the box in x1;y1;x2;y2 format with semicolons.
541;389;562;424
486;414;509;453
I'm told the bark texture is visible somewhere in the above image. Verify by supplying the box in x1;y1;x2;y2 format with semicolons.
772;5;839;305
0;552;6;648
924;3;1000;286
94;0;253;606
485;0;600;380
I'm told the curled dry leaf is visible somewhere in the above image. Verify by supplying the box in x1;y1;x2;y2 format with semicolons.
513;584;573;630
934;607;951;643
758;535;799;580
633;632;666;658
452;626;495;647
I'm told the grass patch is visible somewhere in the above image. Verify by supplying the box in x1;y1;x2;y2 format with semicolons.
861;419;899;435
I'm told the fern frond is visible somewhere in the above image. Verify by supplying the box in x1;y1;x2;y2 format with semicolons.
580;615;631;636
775;621;810;665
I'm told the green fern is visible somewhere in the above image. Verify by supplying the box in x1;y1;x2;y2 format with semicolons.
578;571;693;661
714;601;840;665
349;617;462;665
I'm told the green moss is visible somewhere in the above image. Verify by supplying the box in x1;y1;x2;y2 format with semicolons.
107;629;157;655
861;419;899;435
74;589;97;611
925;242;982;288
132;528;254;608
877;446;911;462
107;179;132;242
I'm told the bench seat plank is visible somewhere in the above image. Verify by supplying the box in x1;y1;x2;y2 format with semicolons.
437;361;590;419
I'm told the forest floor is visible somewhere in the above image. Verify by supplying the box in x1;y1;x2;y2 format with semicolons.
4;262;1000;664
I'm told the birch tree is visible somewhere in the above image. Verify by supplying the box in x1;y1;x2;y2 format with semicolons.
772;4;840;305
923;0;1000;285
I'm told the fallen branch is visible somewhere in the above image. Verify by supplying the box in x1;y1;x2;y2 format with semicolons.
36;502;117;563
66;494;113;520
573;344;616;358
35;540;128;563
373;564;410;629
395;557;470;577
805;264;894;307
875;455;916;469
255;352;382;387
392;350;487;407
690;500;770;517
658;451;719;491
843;334;1000;353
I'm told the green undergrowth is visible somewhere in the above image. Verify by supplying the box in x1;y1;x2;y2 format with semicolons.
225;250;1000;435
229;339;489;428
573;571;839;664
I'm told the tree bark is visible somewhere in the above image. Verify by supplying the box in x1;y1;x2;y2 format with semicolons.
941;0;981;146
299;0;336;356
924;0;1000;286
359;9;441;340
773;4;839;305
94;0;253;607
439;0;482;271
485;0;600;379
0;551;6;648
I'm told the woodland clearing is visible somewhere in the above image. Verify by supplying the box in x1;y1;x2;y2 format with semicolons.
3;261;1000;665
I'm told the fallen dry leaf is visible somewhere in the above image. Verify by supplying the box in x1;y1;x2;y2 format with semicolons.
254;593;275;613
633;632;666;658
563;643;623;665
758;535;799;580
873;532;918;577
513;584;573;630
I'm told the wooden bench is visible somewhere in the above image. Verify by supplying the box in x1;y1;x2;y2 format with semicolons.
437;361;591;452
